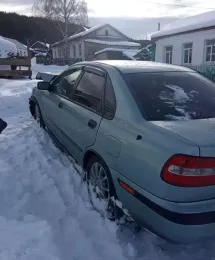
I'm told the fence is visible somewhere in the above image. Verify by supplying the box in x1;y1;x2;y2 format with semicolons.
188;65;215;82
0;57;32;79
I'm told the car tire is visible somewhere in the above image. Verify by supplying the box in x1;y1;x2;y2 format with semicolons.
86;156;123;220
34;102;45;129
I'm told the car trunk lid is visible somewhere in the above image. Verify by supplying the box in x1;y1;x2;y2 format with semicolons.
152;119;215;157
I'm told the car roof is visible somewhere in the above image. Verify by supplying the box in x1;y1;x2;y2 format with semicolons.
78;60;194;74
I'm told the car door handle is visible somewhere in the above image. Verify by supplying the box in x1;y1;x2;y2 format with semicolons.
58;102;63;109
88;119;97;129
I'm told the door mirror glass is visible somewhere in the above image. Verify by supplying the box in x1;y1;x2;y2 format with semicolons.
37;81;50;90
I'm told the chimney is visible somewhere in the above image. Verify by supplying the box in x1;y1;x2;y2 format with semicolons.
158;22;160;31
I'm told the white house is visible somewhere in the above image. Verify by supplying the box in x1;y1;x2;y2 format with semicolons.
4;37;28;57
51;24;141;61
151;10;215;67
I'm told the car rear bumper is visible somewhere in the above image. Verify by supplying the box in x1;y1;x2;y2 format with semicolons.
110;168;215;244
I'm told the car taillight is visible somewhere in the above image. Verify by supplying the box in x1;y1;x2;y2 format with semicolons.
161;154;215;187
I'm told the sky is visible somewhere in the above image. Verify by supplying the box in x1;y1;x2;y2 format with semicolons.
0;0;215;38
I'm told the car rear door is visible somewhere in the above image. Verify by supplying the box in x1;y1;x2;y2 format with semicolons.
58;66;106;163
40;67;83;140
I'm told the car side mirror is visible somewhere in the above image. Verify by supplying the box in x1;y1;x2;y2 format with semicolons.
37;81;50;90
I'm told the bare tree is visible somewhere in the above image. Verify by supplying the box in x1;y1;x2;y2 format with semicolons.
33;0;88;59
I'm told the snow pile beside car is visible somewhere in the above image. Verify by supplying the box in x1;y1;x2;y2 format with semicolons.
0;36;17;71
0;36;17;58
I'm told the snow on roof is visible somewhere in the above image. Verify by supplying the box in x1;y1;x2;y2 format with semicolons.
151;10;215;39
4;37;27;50
38;41;50;48
0;36;17;58
94;48;140;60
123;49;140;60
52;24;106;46
85;39;141;47
31;41;50;49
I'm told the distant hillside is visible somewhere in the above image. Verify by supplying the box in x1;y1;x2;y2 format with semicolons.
0;12;85;46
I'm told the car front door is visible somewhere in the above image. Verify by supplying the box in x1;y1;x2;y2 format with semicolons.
57;66;106;163
40;67;83;140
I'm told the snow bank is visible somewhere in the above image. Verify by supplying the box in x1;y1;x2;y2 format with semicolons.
0;36;17;58
151;10;215;38
0;217;59;260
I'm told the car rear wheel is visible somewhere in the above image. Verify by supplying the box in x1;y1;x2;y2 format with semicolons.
86;156;118;220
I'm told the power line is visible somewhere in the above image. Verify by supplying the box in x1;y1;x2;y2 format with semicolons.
142;0;215;10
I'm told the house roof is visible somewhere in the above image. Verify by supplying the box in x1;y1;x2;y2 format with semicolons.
31;41;50;49
85;39;141;47
94;47;140;60
52;24;131;46
52;24;105;46
4;37;26;50
151;10;215;39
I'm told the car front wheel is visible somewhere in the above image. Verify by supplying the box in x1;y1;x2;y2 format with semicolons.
34;103;45;128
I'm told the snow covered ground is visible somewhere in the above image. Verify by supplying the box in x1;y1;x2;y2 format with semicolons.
0;59;215;260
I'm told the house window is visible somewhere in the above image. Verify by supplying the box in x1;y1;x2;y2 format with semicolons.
164;46;172;64
205;39;215;62
79;43;82;57
73;45;76;58
105;30;109;36
183;43;193;64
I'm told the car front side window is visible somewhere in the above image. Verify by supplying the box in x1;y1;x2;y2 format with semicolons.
72;71;105;113
51;69;82;99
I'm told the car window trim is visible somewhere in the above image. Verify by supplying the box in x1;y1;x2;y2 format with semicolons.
103;74;117;120
84;66;105;77
72;66;106;115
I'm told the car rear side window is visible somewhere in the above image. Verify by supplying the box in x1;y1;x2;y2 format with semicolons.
124;72;215;121
72;71;105;112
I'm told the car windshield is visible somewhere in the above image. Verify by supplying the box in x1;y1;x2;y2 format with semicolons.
124;71;215;121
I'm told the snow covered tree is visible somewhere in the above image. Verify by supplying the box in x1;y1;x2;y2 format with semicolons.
135;44;155;61
33;0;88;60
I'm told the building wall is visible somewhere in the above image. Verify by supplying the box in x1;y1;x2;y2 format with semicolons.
53;40;85;60
155;28;215;66
95;25;122;39
69;41;85;60
17;48;27;56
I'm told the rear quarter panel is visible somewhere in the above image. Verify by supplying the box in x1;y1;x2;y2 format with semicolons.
91;66;213;203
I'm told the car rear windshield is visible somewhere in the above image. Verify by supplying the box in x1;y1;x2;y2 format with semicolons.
124;71;215;121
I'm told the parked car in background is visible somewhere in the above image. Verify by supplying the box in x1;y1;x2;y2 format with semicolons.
29;60;215;244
